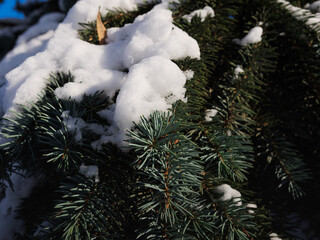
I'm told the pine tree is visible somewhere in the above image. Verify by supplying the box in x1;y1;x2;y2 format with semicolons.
0;0;319;239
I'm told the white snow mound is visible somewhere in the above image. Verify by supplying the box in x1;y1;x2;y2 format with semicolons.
182;6;215;22
236;26;263;46
1;0;200;148
215;184;242;206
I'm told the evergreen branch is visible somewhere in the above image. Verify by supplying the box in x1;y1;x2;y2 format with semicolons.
269;135;311;199
200;128;254;182
50;175;119;239
211;200;256;240
212;39;277;136
128;110;217;239
276;0;320;36
256;116;312;199
0;105;39;170
47;71;75;90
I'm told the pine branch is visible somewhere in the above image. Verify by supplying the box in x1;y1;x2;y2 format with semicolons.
50;175;120;240
200;128;254;182
256;124;312;199
276;0;320;35
211;200;256;240
0;104;39;171
128;111;217;239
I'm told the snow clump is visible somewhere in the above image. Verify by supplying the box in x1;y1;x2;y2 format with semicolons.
306;1;320;12
0;12;64;88
245;203;257;214
61;111;86;142
214;184;242;206
16;13;65;45
33;221;52;237
269;233;282;240
0;173;38;239
182;6;215;22
234;65;244;78
234;26;263;46
107;5;200;69
205;108;218;121
110;55;188;142
183;69;194;80
79;164;100;183
90;55;188;146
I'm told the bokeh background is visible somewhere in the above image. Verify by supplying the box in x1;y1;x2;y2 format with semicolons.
0;0;43;19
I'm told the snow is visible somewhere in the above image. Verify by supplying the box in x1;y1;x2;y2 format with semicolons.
0;31;53;89
214;184;256;213
0;12;64;114
307;1;320;12
92;55;188;146
182;6;215;22
205;108;218;121
183;69;194;80
33;221;52;237
269;233;282;240
79;164;99;183
245;203;257;214
55;69;126;102
214;184;242;206
0;173;37;240
61;110;108;147
61;111;86;142
0;12;65;240
106;5;200;68
16;13;65;45
109;55;187;143
1;1;200;148
234;65;244;78
234;26;263;46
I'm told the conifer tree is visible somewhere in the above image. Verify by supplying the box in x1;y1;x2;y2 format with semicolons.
0;0;319;239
